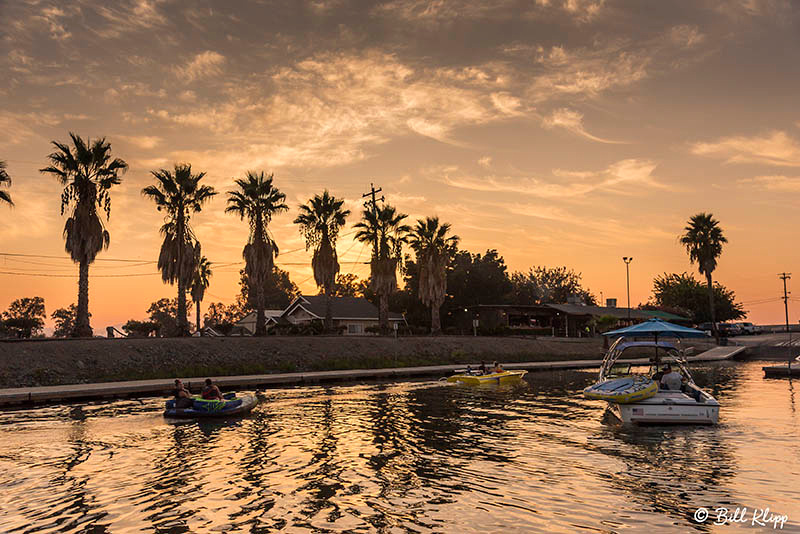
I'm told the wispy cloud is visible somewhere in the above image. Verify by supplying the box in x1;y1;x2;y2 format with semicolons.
691;130;800;166
542;108;627;144
738;175;800;191
116;135;163;150
174;51;226;81
440;159;660;199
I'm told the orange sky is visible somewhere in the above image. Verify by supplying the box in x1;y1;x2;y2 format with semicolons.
2;0;800;331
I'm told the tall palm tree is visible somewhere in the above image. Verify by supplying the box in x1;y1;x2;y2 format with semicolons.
294;191;350;331
40;133;128;337
354;203;410;334
680;212;727;343
0;160;13;206
226;171;287;336
408;216;459;335
142;164;216;336
189;251;212;335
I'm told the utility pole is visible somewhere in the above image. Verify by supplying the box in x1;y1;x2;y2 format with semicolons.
779;272;791;343
361;183;384;258
623;257;633;321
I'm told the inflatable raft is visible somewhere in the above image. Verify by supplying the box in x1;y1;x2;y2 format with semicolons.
583;376;658;404
164;394;257;418
447;370;527;385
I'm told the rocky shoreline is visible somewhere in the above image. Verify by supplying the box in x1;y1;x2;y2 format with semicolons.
0;336;609;388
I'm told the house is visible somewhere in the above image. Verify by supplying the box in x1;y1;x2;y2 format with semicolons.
281;295;405;335
236;310;285;335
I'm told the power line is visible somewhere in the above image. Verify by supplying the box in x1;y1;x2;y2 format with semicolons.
0;270;160;278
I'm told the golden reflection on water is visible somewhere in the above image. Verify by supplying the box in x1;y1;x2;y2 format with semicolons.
0;361;798;533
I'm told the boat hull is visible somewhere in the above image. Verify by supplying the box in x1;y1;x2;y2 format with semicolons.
447;370;527;385
607;390;719;425
164;395;257;418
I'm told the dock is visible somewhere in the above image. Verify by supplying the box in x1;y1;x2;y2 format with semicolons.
763;363;800;378
0;345;746;407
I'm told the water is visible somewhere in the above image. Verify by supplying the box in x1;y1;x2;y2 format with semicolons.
1;361;798;533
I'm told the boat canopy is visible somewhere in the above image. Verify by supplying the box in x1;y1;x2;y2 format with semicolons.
615;341;678;351
598;336;695;383
603;318;708;339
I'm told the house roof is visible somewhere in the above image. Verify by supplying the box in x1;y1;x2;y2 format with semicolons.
639;309;691;322
285;295;404;321
236;310;284;325
545;303;653;319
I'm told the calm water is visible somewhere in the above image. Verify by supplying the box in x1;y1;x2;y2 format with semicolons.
1;361;799;533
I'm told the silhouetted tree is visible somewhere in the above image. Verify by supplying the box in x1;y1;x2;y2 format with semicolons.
510;266;595;305
51;304;86;338
189;252;212;335
40;133;128;336
354;204;410;334
680;213;727;342
294;190;350;331
408;216;459;334
146;297;192;337
0;160;13;206
142;164;216;336
226;171;287;336
2;296;46;338
650;272;745;324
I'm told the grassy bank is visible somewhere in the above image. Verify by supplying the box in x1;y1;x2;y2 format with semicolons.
0;336;607;388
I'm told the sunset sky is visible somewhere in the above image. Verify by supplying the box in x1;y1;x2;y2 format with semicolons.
2;0;800;330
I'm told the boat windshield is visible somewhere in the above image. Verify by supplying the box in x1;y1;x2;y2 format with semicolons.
598;337;695;384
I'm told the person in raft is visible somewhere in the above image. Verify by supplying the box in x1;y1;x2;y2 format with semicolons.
173;379;193;409
660;364;683;391
492;361;504;373
201;378;224;400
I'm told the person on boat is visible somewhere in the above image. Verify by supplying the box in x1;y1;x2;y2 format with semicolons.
173;379;193;409
479;361;488;375
201;378;224;400
492;361;504;373
651;364;666;383
660;364;683;391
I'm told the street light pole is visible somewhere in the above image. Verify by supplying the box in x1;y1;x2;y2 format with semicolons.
623;257;633;321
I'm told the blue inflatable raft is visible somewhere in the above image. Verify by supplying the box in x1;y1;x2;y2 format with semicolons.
164;393;257;418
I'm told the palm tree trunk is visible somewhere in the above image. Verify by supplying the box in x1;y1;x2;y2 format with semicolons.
431;303;441;336
379;293;389;335
177;276;188;336
325;285;333;333
72;259;92;338
706;272;718;344
196;300;202;336
255;282;266;336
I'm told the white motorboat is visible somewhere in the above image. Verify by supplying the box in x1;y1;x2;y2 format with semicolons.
595;337;719;425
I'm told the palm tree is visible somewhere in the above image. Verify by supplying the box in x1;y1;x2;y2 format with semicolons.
294;191;350;331
0;160;13;206
189;251;212;335
142;164;216;336
354;203;410;334
226;171;287;336
40;133;128;337
680;212;727;343
408;216;459;335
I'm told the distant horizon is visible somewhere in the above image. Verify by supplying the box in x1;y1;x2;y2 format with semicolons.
3;0;800;330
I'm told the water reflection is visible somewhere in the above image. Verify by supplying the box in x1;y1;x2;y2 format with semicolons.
0;362;798;533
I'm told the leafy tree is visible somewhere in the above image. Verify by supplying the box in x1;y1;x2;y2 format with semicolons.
331;273;362;297
650;272;745;324
146;297;192;337
51;304;87;338
226;171;288;336
408;216;459;334
237;266;298;312
354;204;410;334
0;160;13;206
189;252;212;335
447;249;512;307
510;266;595;305
40;133;128;336
2;297;46;338
203;301;244;335
122;319;158;337
680;212;727;341
142;164;216;336
294;190;350;331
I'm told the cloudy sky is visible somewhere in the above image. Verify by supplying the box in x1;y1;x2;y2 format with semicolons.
2;0;800;329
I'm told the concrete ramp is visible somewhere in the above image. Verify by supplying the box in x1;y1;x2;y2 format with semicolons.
690;345;747;361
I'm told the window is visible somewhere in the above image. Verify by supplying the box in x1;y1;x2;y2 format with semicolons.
347;324;363;334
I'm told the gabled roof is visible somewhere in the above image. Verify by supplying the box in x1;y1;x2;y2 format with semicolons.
283;295;404;321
